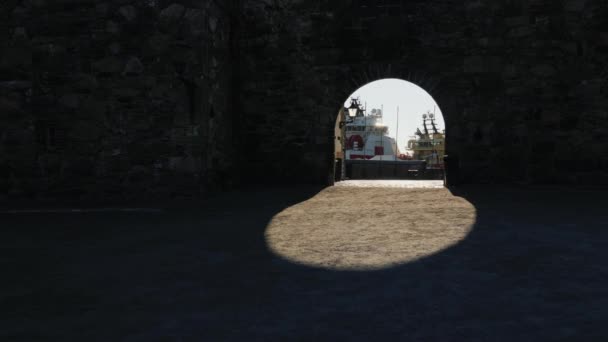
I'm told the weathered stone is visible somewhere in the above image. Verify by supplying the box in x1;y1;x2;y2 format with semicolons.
508;26;533;38
504;16;529;27
108;42;121;55
0;98;24;118
70;121;104;141
12;27;28;40
160;3;185;20
169;155;199;173
0;81;32;90
531;64;557;77
1;0;607;199
463;56;485;73
208;17;218;33
11;7;28;20
95;3;109;15
118;5;137;22
113;87;140;99
123;57;144;76
564;0;587;12
599;33;608;46
106;21;120;34
92;57;123;74
0;47;31;70
65;158;95;177
127;165;152;183
72;74;98;92
560;42;578;54
58;94;80;109
147;34;170;53
184;9;206;35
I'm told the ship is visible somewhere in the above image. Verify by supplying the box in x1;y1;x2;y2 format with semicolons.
342;98;400;160
406;112;445;169
334;99;444;181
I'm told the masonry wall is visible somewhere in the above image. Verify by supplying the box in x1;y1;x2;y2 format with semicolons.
238;0;608;185
2;0;608;200
1;1;235;200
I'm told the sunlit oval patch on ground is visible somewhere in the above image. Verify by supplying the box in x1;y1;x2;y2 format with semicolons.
265;184;476;271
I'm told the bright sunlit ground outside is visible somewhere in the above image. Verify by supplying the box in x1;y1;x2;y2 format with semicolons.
343;79;445;153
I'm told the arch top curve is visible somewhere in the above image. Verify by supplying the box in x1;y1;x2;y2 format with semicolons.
335;64;446;112
338;77;447;159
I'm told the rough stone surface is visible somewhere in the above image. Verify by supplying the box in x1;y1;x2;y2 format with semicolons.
237;0;608;186
1;0;234;199
1;1;608;199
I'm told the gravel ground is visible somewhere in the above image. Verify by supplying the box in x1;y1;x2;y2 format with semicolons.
267;185;475;270
2;184;608;341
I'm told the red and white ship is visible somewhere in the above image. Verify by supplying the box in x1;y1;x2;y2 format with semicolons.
343;98;400;160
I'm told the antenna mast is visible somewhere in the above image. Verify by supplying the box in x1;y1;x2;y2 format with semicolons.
423;113;429;136
395;106;399;161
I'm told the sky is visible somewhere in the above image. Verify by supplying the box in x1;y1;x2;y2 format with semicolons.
343;78;444;153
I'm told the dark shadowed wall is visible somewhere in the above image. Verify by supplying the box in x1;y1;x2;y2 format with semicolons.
238;0;608;185
1;0;235;199
1;0;608;199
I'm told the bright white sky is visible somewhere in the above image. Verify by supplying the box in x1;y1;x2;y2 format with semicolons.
343;78;444;153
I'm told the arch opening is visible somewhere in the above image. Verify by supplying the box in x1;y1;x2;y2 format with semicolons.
333;79;447;184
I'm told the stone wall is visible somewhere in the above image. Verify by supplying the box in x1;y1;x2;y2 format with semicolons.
1;0;236;200
237;0;608;185
2;0;608;200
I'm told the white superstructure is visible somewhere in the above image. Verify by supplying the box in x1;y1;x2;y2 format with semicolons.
343;98;399;160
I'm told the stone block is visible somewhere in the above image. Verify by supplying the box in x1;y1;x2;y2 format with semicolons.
105;21;121;35
108;42;121;55
184;9;206;36
72;74;98;92
127;165;152;183
169;155;199;173
0;47;31;70
79;97;105;120
0;81;32;91
208;17;218;33
599;32;608;46
69;121;105;141
0;98;25;118
112;87;140;100
13;27;28;41
66;158;95;177
463;56;485;73
508;26;533;38
92;57;123;74
530;64;556;77
564;0;586;12
147;34;170;53
504;16;529;27
123;57;144;76
160;3;185;20
118;5;137;22
559;42;578;55
58;93;80;109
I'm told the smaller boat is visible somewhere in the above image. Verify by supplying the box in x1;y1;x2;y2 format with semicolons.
407;112;445;169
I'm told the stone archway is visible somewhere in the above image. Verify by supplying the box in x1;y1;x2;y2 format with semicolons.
235;0;608;187
329;72;451;185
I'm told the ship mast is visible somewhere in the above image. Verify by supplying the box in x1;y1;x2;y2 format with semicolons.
430;114;439;134
422;114;429;136
395;106;399;160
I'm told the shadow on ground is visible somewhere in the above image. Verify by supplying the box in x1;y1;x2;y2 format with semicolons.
1;185;607;341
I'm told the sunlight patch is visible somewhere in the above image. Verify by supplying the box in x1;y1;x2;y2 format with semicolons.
265;187;476;271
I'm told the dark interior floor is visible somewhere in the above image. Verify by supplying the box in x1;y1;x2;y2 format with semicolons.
1;185;608;341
